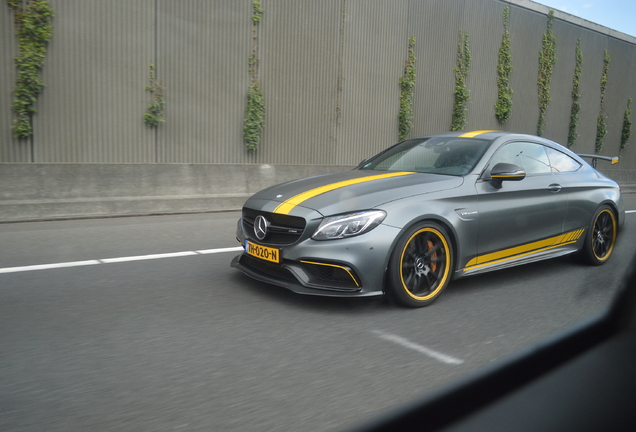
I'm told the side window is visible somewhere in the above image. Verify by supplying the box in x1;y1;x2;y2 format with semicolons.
544;147;582;173
489;142;551;175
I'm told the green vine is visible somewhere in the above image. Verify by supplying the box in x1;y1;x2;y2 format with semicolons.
398;36;416;140
244;0;265;153
144;64;165;127
7;0;53;139
621;98;632;154
495;5;513;124
334;0;346;124
595;50;611;153
537;9;557;137
252;0;264;23
451;31;471;131
244;82;265;152
567;39;583;148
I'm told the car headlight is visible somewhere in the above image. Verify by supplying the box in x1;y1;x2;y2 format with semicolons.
312;210;386;240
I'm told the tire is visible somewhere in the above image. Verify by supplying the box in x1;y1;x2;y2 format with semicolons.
387;222;453;307
580;205;617;266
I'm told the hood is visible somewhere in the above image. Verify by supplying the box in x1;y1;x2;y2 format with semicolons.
244;169;464;217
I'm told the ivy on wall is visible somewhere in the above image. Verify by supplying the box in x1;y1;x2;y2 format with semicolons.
537;9;557;137
144;64;165;127
451;32;471;132
495;5;513;124
334;0;346;125
244;0;265;153
252;0;264;23
567;39;583;148
6;0;53;139
595;50;611;153
244;83;265;153
398;36;416;140
621;98;632;154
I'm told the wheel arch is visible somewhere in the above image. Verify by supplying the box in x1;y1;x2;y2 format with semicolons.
590;198;622;237
601;199;621;231
381;215;460;293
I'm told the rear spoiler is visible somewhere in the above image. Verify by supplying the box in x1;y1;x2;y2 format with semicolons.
577;154;619;168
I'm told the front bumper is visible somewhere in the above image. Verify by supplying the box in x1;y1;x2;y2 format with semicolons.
231;218;400;297
230;254;383;297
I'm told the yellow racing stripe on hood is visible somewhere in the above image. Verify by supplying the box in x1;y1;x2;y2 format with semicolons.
273;171;415;214
459;130;499;138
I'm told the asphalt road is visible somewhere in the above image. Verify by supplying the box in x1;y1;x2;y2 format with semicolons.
2;194;635;432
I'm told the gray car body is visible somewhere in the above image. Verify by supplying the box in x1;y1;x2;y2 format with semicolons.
231;131;625;297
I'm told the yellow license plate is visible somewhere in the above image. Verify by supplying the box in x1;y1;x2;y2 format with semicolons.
245;240;281;263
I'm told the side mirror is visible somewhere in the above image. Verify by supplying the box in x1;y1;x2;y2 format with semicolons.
357;158;371;168
489;162;526;189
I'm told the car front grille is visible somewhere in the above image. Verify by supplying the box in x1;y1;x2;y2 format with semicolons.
242;208;306;245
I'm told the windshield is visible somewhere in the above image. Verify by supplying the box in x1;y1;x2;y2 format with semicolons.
359;137;491;176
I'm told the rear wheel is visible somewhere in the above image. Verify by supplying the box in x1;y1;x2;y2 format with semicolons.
387;222;453;307
580;205;617;265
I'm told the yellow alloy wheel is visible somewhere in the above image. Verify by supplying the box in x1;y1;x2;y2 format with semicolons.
583;206;617;265
388;222;453;307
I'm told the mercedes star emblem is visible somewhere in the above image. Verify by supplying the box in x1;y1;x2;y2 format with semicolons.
254;215;269;240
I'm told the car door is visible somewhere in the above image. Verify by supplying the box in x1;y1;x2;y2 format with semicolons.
475;141;568;259
543;145;590;232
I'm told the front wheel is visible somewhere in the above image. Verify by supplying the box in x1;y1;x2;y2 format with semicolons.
387;222;453;308
580;205;617;266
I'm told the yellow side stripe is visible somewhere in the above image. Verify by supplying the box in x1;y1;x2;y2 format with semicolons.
465;241;579;271
562;229;584;243
273;171;415;214
465;229;585;268
459;130;499;138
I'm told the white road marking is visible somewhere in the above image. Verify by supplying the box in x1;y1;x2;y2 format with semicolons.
372;330;464;365
100;251;199;263
626;210;636;214
0;246;244;274
197;247;244;254
0;260;101;274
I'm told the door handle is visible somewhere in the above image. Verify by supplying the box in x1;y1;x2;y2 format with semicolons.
547;184;562;193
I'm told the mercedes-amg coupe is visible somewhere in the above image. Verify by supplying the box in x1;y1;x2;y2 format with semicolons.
231;131;625;307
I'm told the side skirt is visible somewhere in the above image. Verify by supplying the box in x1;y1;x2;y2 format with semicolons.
459;246;580;277
457;228;587;277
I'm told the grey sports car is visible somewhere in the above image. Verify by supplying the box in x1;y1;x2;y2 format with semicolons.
231;131;625;307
